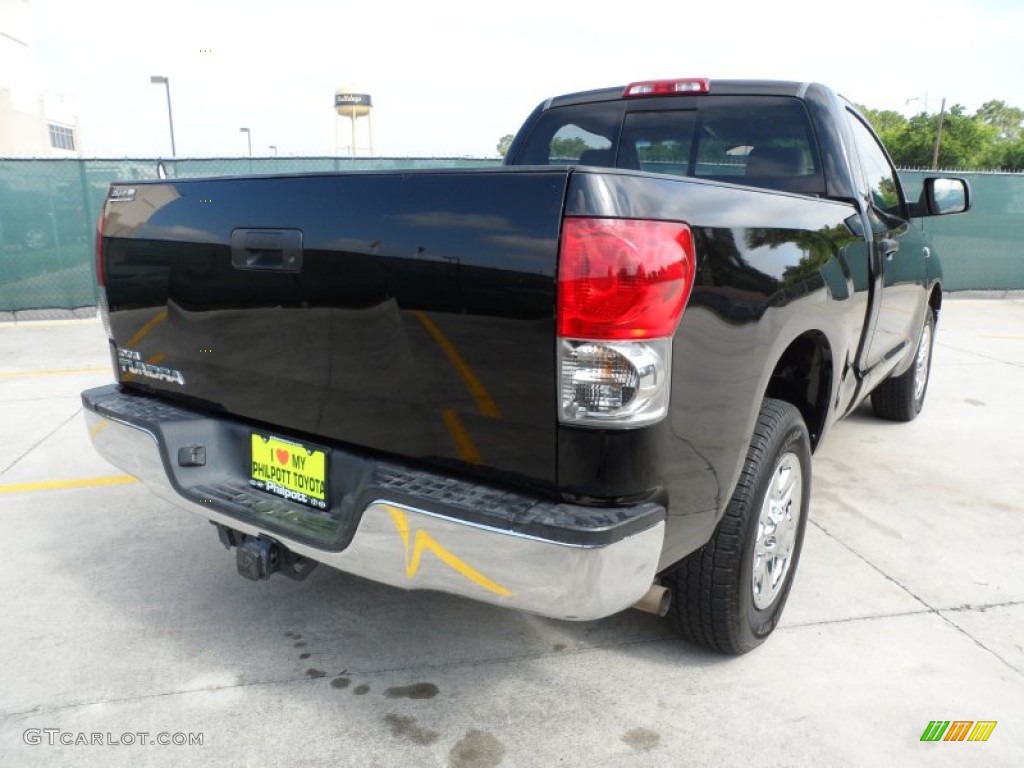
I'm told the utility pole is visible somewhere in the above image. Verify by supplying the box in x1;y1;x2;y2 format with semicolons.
931;98;947;170
150;76;177;157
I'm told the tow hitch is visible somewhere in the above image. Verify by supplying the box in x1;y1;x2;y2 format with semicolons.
214;524;318;582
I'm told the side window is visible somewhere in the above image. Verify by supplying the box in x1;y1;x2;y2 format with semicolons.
549;125;612;164
846;111;903;215
511;102;623;166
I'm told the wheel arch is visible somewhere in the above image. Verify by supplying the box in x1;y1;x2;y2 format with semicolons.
763;330;834;451
929;283;942;318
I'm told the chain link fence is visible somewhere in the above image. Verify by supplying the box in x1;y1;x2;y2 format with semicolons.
1;159;1020;314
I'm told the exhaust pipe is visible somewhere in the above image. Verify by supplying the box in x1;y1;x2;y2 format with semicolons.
632;584;671;616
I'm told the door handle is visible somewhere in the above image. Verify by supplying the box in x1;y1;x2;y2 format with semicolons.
880;238;899;256
230;228;303;272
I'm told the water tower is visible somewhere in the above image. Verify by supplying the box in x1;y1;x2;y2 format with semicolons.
334;87;373;157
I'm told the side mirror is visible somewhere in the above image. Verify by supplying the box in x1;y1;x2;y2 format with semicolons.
912;177;970;217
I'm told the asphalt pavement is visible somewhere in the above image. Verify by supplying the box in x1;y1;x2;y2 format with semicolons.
0;297;1021;767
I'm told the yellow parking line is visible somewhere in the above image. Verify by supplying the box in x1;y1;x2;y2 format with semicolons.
126;309;168;348
441;409;483;464
0;367;108;379
413;311;501;418
0;476;137;494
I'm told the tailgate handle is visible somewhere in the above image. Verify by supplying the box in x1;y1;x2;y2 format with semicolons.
230;229;303;272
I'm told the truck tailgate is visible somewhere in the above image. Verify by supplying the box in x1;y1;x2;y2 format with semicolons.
100;169;569;486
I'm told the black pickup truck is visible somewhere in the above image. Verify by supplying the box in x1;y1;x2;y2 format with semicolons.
83;78;968;653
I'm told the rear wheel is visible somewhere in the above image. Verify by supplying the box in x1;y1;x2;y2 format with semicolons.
664;398;811;654
870;309;935;422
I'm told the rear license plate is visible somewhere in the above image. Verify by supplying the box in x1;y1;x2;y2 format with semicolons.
249;433;328;510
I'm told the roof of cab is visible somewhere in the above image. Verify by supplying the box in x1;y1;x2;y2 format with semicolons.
545;80;814;109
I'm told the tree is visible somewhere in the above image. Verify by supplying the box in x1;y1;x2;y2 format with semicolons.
936;106;999;168
858;105;908;151
859;100;1024;169
550;136;589;159
871;106;997;169
981;136;1024;170
976;100;1024;141
496;134;514;157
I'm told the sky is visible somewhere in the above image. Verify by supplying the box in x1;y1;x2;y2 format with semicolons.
23;0;1024;158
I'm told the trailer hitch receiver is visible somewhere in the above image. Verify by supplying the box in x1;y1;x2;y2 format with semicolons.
214;524;318;582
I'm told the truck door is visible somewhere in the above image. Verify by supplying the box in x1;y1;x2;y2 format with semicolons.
844;110;929;383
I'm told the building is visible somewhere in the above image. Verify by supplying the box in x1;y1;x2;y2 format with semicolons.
0;0;81;156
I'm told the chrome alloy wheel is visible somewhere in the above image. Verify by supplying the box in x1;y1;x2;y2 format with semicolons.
751;451;802;610
913;322;932;402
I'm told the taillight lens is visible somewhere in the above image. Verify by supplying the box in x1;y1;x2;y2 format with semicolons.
557;218;693;340
557;217;695;428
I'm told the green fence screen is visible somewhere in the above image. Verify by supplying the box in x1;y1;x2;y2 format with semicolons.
900;171;1022;292
0;159;1020;313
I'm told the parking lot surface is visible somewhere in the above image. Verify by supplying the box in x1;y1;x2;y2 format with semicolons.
1;297;1022;767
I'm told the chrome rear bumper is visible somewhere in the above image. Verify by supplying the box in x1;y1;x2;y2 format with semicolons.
83;387;665;621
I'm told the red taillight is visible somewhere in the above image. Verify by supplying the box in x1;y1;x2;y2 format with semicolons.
95;213;105;287
557;218;695;340
623;78;710;98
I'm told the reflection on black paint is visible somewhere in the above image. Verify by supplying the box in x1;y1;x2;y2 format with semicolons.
688;228;776;322
688;221;859;322
103;170;569;486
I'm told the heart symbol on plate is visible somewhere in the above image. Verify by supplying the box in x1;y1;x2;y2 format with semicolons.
276;448;290;466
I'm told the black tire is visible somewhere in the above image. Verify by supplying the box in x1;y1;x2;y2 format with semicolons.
870;309;935;422
664;399;812;654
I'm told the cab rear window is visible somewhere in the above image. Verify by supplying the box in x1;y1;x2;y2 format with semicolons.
512;96;825;196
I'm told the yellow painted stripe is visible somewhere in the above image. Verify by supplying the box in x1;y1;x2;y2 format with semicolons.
385;505;512;597
413;310;501;418
0;367;108;379
0;476;137;494
441;409;483;465
125;309;168;348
